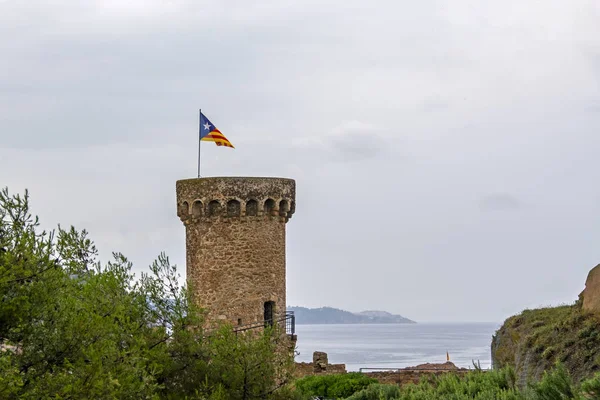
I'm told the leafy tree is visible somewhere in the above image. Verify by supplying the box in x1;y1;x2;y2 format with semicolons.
208;325;295;400
0;187;294;399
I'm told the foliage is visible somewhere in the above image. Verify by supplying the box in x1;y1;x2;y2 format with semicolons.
493;303;600;383
207;325;294;399
344;383;402;400
392;367;524;400
0;187;294;399
529;363;577;400
294;372;377;399
579;372;600;399
336;365;588;400
293;365;600;400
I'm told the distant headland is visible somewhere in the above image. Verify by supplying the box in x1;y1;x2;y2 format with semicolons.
287;306;415;324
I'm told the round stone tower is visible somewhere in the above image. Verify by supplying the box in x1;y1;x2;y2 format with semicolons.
176;177;295;328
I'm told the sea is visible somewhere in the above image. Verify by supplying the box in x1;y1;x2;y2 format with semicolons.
294;322;501;372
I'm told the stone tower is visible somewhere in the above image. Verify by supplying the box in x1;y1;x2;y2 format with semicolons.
176;177;295;328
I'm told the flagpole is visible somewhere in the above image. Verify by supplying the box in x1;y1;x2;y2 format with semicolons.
198;109;202;178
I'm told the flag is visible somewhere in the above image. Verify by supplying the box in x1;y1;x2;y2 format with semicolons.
199;111;234;148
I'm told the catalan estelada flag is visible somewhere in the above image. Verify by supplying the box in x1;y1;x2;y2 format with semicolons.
199;111;234;148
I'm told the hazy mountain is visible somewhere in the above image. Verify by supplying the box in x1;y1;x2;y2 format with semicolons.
287;306;415;324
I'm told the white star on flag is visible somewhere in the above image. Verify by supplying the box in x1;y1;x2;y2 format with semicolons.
203;122;211;131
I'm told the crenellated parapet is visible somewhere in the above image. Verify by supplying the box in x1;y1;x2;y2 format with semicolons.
176;177;296;223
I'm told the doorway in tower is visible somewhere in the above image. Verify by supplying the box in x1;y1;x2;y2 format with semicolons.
264;301;275;327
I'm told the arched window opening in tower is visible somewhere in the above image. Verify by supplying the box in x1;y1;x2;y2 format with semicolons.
192;201;203;217
245;199;258;216
264;301;275;327
178;201;189;217
227;199;241;217
264;199;276;215
279;200;289;217
208;200;221;216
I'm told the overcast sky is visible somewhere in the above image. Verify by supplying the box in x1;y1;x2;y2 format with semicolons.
1;1;599;323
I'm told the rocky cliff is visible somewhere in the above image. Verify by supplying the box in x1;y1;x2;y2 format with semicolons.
491;265;600;384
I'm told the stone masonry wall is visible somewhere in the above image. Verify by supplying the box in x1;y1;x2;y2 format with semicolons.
185;217;286;325
292;355;468;386
294;362;347;378
176;177;295;328
294;352;347;378
364;368;470;386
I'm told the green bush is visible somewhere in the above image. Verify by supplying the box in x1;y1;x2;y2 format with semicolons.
294;372;377;399
340;369;527;400
345;383;401;400
529;364;578;400
580;372;600;399
328;365;588;400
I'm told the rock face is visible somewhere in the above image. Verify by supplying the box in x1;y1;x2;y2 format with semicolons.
491;322;551;387
176;177;296;328
582;264;600;314
491;264;600;385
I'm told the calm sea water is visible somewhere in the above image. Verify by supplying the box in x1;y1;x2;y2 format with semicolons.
294;323;500;372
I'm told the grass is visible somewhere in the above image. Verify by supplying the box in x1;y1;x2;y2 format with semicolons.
492;299;600;383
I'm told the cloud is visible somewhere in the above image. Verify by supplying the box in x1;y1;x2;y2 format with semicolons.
328;121;389;162
479;193;523;212
2;0;600;324
290;120;389;163
585;103;600;113
329;132;384;162
420;97;451;113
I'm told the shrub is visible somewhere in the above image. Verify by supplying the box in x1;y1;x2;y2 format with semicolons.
294;373;377;399
493;304;600;383
580;372;600;399
345;383;401;400
301;368;527;400
529;363;578;399
542;347;556;360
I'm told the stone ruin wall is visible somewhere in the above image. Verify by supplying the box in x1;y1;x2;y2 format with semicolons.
294;362;348;377
176;177;295;328
363;362;469;386
293;352;469;387
294;351;347;378
364;368;470;386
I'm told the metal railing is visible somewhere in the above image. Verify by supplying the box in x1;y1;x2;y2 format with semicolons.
233;311;295;336
358;366;491;373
